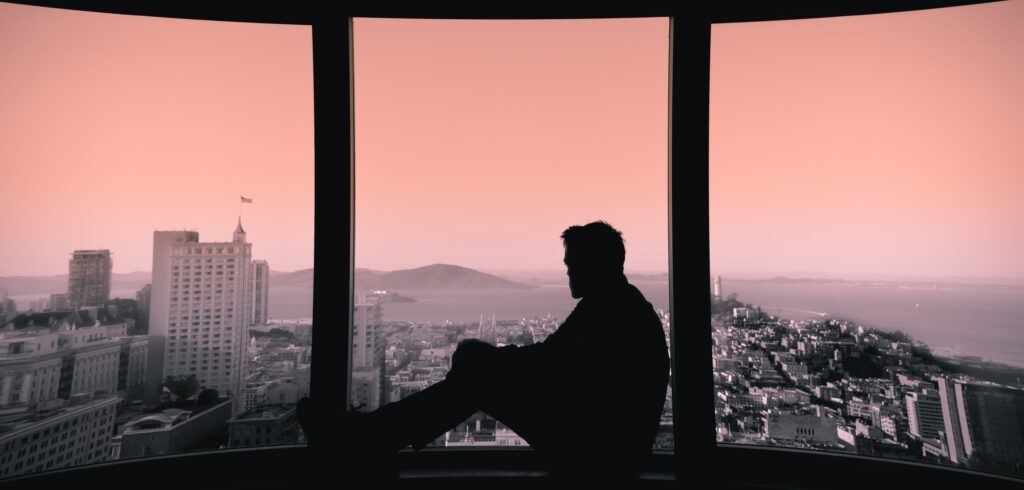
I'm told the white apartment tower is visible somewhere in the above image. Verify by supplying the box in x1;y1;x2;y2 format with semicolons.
150;221;258;414
145;230;199;403
351;295;386;410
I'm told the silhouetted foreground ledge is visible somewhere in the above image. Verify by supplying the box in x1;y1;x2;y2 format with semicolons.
2;444;1022;490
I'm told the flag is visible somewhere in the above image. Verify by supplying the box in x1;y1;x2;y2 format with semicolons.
241;196;253;203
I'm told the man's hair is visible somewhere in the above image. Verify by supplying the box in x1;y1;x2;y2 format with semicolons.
561;221;626;274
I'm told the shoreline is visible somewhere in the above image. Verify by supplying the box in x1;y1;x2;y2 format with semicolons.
751;308;1024;376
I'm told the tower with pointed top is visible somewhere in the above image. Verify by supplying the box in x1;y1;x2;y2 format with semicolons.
149;221;257;415
233;217;246;243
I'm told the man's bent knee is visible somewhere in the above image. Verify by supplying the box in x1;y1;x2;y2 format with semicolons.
450;339;497;378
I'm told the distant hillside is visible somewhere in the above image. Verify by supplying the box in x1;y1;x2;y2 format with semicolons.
356;264;534;290
269;269;314;288
1;265;534;296
112;271;151;290
481;269;669;286
728;276;1024;293
0;271;151;296
627;272;669;282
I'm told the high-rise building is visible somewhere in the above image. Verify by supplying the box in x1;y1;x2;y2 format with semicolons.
352;295;386;410
352;295;383;371
351;367;383;410
953;381;1024;472
907;389;945;440
136;284;151;318
145;230;199;404
68;250;112;307
250;260;269;325
935;375;968;464
0;290;15;324
713;275;722;301
150;221;258;414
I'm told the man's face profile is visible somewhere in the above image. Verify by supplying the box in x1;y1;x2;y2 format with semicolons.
564;247;583;299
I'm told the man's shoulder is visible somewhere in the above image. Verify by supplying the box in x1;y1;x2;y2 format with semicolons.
615;284;657;313
578;284;659;325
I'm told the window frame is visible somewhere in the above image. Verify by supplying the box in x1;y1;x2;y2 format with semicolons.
342;15;677;453
1;2;1019;489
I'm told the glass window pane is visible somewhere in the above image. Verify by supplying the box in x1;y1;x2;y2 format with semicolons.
0;3;313;478
352;17;672;452
711;1;1024;480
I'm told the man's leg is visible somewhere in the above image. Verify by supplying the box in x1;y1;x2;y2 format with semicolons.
369;377;478;450
368;339;550;451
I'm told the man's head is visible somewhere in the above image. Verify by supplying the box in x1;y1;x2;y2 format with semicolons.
561;221;626;299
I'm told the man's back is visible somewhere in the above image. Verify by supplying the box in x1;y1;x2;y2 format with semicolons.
501;279;669;472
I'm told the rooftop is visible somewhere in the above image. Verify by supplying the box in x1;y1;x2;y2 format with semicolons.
0;395;121;440
230;405;296;423
1;308;127;332
121;399;231;434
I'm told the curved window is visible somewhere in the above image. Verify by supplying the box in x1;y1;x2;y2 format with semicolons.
711;1;1024;481
0;1;313;479
352;17;672;451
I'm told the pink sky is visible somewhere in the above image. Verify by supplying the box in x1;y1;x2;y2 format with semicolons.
353;18;670;273
8;4;1011;280
0;3;313;276
711;1;1024;279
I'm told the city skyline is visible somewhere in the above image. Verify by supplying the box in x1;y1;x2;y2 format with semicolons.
0;216;308;476
4;1;1024;483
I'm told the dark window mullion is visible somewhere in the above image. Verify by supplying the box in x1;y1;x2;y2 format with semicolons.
670;11;714;481
309;17;351;446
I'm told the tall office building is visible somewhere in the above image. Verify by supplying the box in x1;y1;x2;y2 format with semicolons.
351;295;386;410
150;221;258;414
935;375;968;464
0;289;14;324
907;389;945;440
713;275;722;301
136;284;152;318
68;250;112;307
250;260;270;325
954;381;1024;471
145;230;200;404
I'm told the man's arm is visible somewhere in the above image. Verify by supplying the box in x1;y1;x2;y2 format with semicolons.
492;306;580;374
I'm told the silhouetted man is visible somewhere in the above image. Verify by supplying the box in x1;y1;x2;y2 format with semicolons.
299;221;669;480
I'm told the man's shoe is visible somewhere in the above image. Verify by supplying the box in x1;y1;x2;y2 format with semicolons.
297;397;398;477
